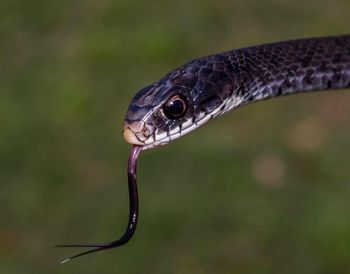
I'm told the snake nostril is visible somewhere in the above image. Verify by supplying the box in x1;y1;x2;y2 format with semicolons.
142;127;151;137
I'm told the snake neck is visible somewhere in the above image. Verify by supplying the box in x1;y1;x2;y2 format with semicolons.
195;35;350;117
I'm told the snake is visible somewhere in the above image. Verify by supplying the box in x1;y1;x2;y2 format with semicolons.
59;34;350;262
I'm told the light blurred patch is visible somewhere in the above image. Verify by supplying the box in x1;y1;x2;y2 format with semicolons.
0;228;22;258
252;151;286;189
317;93;350;127
286;116;327;151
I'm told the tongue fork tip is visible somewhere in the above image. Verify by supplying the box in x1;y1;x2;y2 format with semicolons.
56;144;143;263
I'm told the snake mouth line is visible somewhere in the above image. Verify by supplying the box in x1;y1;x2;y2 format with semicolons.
123;97;242;150
139;113;215;150
143;97;244;149
123;127;145;146
123;120;205;150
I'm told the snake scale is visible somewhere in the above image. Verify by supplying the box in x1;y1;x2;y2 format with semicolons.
124;34;350;149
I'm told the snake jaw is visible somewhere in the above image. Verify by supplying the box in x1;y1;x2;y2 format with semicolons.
123;120;149;146
123;121;157;148
123;127;144;146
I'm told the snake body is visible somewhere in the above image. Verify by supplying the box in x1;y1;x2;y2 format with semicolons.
60;35;350;262
124;35;350;149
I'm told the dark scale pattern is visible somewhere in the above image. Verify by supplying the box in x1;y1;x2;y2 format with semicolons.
210;35;350;107
125;35;350;147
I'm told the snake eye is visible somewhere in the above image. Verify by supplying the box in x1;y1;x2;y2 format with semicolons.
163;95;188;119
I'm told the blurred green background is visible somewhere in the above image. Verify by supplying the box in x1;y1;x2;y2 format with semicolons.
1;0;350;273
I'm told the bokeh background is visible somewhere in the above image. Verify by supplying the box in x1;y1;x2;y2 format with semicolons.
1;0;350;273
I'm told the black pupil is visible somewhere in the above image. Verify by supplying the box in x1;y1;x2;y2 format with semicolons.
165;99;185;118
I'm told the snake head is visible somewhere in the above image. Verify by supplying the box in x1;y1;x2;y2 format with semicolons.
123;64;199;150
123;57;237;149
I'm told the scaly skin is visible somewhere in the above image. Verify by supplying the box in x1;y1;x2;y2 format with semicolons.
124;35;350;149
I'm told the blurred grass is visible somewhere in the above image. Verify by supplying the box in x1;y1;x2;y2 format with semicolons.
1;0;350;273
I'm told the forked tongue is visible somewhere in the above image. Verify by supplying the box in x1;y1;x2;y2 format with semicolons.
56;145;143;264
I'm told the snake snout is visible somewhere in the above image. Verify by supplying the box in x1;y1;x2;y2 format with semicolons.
123;122;153;146
123;127;144;145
